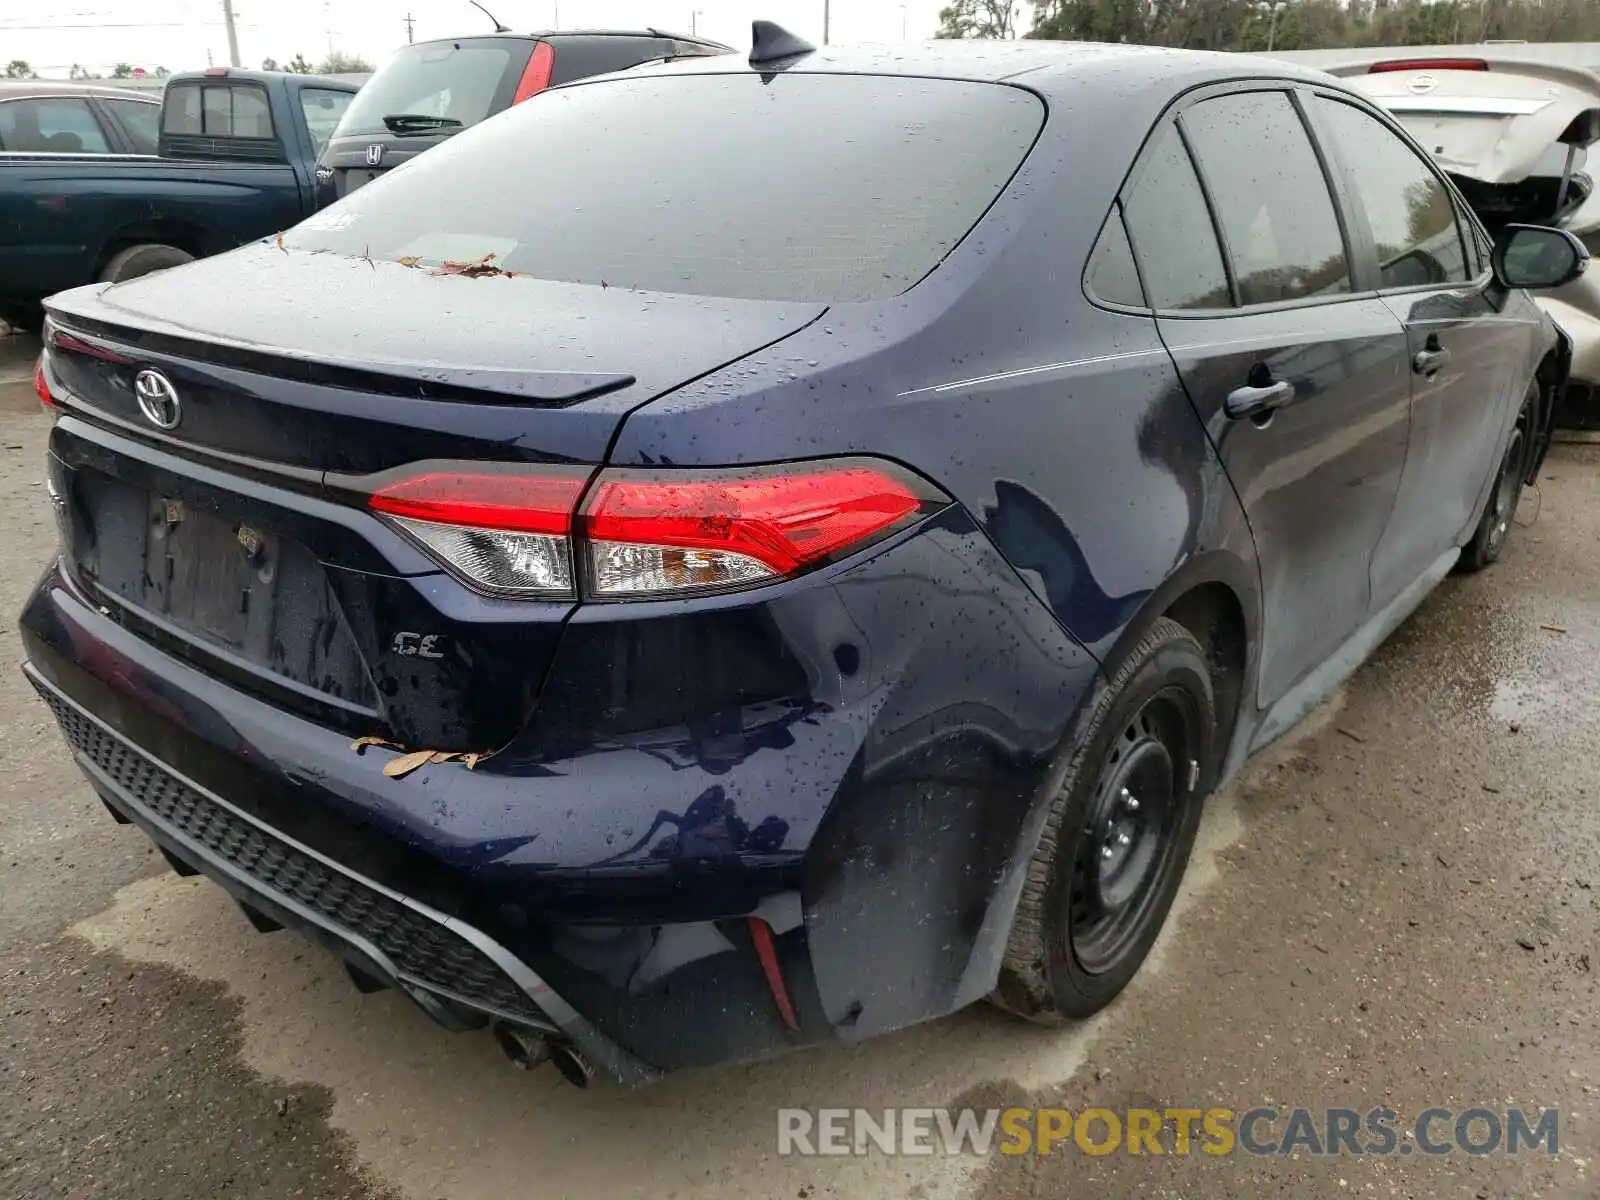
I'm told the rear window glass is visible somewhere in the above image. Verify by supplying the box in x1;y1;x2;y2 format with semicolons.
336;41;516;135
288;73;1043;303
549;36;671;84
163;83;273;138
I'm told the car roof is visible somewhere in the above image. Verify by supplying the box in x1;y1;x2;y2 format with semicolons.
620;38;1333;97
0;80;157;101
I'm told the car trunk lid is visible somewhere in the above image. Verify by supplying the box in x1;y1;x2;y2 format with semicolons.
41;244;825;751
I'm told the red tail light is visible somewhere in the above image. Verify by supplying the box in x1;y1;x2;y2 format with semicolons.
366;458;944;600
582;462;935;596
512;41;556;104
1368;58;1488;73
33;358;54;411
369;466;590;598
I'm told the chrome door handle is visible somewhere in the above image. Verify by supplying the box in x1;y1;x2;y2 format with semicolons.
1413;346;1452;375
1225;379;1295;419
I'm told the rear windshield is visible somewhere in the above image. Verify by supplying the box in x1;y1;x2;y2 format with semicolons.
335;40;517;135
163;82;274;138
287;72;1044;303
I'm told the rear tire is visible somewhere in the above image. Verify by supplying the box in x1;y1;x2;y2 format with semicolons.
98;243;194;284
1459;383;1536;573
993;616;1216;1024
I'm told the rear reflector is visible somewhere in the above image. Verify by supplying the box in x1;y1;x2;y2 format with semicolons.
1368;58;1488;73
33;358;54;411
366;458;944;600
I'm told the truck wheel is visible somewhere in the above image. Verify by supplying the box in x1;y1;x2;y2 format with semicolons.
99;244;194;283
993;617;1215;1024
1459;383;1536;573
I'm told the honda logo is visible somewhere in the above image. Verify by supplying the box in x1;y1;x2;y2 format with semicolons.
133;369;181;430
365;143;385;167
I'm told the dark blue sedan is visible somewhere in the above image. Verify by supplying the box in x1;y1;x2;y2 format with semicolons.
20;28;1583;1085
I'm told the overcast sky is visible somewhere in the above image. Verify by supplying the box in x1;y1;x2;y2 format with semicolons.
4;0;970;77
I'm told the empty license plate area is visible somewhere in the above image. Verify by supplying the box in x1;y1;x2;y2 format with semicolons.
70;469;377;710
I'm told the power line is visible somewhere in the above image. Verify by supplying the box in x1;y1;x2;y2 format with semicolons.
0;20;225;27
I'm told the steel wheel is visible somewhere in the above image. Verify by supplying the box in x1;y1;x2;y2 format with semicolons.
1066;686;1201;975
1484;424;1525;558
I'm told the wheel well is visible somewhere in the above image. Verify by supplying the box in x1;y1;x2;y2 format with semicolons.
1162;583;1247;775
96;219;206;275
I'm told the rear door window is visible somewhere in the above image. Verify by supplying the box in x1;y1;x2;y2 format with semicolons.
1310;96;1472;289
1122;125;1231;310
335;40;517;135
287;73;1044;303
1180;90;1352;306
0;97;112;153
103;97;160;153
164;83;274;138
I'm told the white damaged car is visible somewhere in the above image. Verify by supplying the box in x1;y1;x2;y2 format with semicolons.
1333;54;1600;425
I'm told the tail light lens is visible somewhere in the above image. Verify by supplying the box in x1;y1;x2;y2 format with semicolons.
366;458;945;600
33;357;54;411
369;467;590;598
582;463;936;597
512;41;556;104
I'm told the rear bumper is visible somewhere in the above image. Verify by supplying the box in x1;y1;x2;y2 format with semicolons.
27;665;660;1084
22;505;1101;1077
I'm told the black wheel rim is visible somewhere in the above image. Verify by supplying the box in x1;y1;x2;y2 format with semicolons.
1066;687;1201;976
1488;426;1525;553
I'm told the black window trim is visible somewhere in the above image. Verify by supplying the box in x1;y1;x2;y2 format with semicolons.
1302;85;1492;297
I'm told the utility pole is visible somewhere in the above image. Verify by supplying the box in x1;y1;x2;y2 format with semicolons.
823;0;830;44
220;0;241;67
404;12;415;42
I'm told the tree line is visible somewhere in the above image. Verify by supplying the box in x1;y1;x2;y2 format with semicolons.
938;0;1600;51
4;53;372;81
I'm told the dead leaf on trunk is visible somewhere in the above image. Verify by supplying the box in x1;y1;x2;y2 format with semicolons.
383;749;438;779
431;252;513;279
350;735;402;754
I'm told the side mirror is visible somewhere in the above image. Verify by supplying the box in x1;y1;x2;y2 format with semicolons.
1493;224;1589;290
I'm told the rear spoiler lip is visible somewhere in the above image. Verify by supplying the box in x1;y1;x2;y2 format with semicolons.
43;301;637;407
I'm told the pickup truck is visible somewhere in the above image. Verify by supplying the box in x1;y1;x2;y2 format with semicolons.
0;68;357;331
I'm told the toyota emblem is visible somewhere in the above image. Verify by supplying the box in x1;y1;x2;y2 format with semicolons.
1408;73;1439;94
133;369;181;430
366;143;385;167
